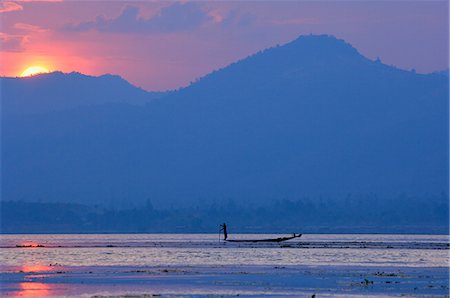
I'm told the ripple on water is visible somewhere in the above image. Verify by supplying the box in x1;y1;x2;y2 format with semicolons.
0;234;448;268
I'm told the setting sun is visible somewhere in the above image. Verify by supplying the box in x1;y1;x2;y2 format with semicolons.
20;66;49;77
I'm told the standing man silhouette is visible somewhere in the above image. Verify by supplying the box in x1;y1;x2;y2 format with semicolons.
220;223;228;240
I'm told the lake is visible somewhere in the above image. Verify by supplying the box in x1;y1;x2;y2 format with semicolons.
1;234;448;297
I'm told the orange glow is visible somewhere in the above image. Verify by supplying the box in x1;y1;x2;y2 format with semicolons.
20;66;49;77
17;282;51;297
1;39;93;79
20;265;52;273
17;241;44;248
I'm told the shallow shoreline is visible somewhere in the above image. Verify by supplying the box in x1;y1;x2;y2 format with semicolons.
1;264;448;297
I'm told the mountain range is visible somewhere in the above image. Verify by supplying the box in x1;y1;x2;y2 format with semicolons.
2;71;166;115
2;34;448;207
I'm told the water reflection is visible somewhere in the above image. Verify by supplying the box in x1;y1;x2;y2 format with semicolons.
1;234;448;268
13;265;55;296
16;241;44;248
16;282;51;297
20;265;52;273
0;234;448;297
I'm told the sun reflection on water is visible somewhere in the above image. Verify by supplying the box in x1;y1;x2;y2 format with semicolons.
20;264;52;273
16;242;44;248
16;282;51;297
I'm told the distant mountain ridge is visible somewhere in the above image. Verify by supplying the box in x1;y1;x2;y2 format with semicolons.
1;71;167;115
2;35;448;208
433;69;449;77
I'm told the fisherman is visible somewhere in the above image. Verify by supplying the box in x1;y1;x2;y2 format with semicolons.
220;223;228;240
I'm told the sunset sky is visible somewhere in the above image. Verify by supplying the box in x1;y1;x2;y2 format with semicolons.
1;0;448;91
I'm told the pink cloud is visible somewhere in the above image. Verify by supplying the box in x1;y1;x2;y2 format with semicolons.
14;22;47;32
0;32;27;51
0;1;23;13
15;0;63;2
207;9;224;24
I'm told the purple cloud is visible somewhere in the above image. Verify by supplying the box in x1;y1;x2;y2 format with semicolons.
0;33;26;52
220;9;255;28
64;2;213;33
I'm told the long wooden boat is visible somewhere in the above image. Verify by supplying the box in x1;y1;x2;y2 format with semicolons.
225;233;302;243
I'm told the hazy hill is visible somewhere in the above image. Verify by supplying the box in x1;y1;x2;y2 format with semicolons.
434;69;449;77
1;71;166;115
2;35;448;208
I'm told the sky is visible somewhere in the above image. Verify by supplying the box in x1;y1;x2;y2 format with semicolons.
0;0;448;91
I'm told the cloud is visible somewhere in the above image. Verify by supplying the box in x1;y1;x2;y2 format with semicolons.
0;0;62;14
14;22;47;32
0;1;23;13
220;10;255;28
0;23;47;52
0;32;27;51
14;0;63;2
64;2;213;33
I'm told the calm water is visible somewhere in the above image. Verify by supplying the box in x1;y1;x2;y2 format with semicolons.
1;234;448;268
